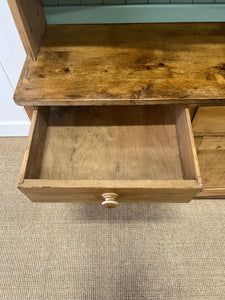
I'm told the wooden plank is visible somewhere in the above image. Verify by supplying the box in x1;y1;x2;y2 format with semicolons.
7;0;46;59
195;188;225;199
19;107;48;183
194;137;225;198
193;106;225;198
192;106;225;136
14;23;225;106
19;179;200;203
174;105;201;184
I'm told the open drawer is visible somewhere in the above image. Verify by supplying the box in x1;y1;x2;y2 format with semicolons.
19;105;201;206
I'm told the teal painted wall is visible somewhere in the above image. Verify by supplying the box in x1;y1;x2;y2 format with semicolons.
43;0;225;4
42;1;225;24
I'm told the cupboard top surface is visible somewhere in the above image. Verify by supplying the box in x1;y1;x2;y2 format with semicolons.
14;23;225;106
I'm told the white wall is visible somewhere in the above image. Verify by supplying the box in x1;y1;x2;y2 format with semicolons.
0;0;30;136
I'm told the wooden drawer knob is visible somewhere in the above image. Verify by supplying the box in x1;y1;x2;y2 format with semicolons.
102;193;119;208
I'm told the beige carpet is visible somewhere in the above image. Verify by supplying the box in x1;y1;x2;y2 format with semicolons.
0;137;225;300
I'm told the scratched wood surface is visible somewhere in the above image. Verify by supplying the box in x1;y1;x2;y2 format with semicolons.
14;23;225;106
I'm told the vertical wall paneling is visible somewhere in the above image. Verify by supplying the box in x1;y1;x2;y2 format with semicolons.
0;64;30;136
0;1;26;89
0;1;30;137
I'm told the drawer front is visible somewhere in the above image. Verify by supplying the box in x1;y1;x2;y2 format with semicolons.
19;180;200;204
19;105;201;206
192;106;225;199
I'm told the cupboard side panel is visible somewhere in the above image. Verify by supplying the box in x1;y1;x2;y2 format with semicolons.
7;0;46;59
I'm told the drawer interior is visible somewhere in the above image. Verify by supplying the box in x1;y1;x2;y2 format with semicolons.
23;105;198;182
19;104;201;203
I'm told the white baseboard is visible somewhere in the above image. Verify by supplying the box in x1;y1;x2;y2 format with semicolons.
0;122;30;137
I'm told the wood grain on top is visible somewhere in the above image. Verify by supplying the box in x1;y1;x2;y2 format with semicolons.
14;23;225;106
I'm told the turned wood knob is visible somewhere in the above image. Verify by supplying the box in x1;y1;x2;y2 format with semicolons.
102;193;119;208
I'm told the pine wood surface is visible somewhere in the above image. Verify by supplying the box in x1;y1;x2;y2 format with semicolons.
194;137;225;198
7;0;46;59
192;106;225;136
174;105;201;183
19;107;48;183
14;23;225;106
193;106;225;199
19;179;201;203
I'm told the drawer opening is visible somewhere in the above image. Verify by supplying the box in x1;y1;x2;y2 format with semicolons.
23;105;197;181
19;105;201;202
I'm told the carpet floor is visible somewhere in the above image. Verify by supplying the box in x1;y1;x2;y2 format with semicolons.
0;137;224;300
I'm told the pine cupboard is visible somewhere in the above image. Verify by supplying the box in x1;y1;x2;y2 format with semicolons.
8;0;225;207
